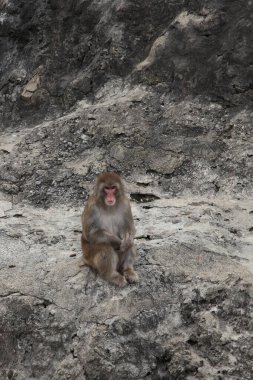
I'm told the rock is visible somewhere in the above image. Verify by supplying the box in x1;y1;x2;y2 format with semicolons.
148;154;184;175
0;1;253;379
21;73;41;99
21;66;44;101
0;200;12;218
248;348;253;358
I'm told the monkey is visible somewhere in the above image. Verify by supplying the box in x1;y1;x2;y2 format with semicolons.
81;172;139;287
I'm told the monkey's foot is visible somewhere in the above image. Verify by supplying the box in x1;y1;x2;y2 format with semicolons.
110;272;127;287
124;268;139;283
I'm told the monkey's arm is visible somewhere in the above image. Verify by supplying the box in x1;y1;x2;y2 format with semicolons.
119;201;136;252
82;201;121;249
88;229;121;249
122;201;136;238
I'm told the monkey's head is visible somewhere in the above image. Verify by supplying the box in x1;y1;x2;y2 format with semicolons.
95;172;124;207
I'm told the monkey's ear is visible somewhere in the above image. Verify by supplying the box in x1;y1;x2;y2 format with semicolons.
94;180;104;196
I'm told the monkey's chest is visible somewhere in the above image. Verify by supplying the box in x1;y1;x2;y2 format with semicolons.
99;213;124;237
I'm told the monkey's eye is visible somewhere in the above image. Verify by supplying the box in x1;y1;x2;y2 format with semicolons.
104;186;117;192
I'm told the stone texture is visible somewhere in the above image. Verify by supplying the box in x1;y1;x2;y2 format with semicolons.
0;196;253;379
0;1;253;379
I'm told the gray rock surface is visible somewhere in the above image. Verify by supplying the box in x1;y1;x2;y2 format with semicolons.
1;194;253;379
0;1;253;379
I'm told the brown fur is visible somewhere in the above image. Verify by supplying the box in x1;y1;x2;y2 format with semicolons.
81;173;138;286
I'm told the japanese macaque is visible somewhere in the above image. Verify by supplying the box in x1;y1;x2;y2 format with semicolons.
81;172;139;287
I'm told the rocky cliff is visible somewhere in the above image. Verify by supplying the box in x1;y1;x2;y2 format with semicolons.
0;1;253;379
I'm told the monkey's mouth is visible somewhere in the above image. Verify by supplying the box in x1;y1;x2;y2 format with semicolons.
105;199;116;206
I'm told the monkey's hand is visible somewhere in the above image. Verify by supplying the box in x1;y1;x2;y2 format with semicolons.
99;230;122;250
120;233;134;252
89;230;121;249
108;234;122;250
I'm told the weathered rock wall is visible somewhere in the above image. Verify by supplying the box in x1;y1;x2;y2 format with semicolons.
1;0;253;130
1;0;253;202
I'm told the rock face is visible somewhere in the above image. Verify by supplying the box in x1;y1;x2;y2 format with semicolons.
0;1;253;379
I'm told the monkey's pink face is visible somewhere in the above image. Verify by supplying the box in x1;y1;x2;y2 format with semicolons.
104;186;117;206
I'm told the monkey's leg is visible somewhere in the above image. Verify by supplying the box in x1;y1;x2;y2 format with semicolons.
121;246;139;283
94;246;127;287
80;236;93;267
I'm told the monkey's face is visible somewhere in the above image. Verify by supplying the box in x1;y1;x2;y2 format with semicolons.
103;185;118;206
95;173;124;207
